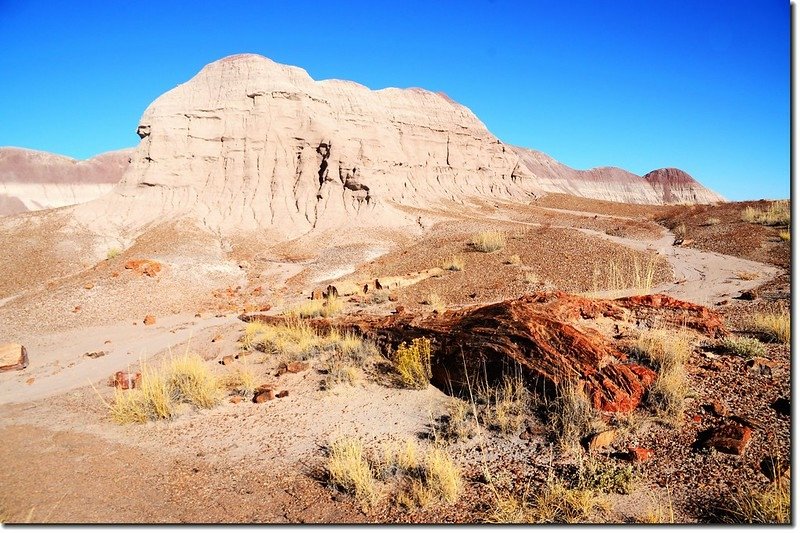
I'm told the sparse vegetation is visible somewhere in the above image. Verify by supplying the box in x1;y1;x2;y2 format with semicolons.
436;397;477;442
109;354;222;424
219;367;257;397
422;447;462;504
638;491;675;523
714;481;789;524
672;223;687;240
702;218;721;226
478;375;529;435
719;336;766;359
289;295;343;318
393;337;432;389
471;231;506;253
327;436;378;510
106;247;121;260
441;255;465;271
735;271;759;281
524;271;539;285
322;332;378;388
779;230;790;241
505;254;522;266
529;476;608;523
751;311;790;344
547;382;603;451
633;329;692;423
591;252;658;296
421;292;445;313
577;456;637;495
741;200;790;226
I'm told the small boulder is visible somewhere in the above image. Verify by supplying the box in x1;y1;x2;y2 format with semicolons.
586;429;617;451
83;350;107;359
747;357;776;376
259;304;272;312
699;422;752;455
388;293;399;302
229;396;244;404
84;282;95;290
705;399;729;417
311;289;324;300
221;355;235;366
0;344;29;372
112;371;142;390
739;289;759;301
276;390;289;398
254;389;275;403
143;315;156;325
286;361;310;373
125;259;162;277
626;447;654;463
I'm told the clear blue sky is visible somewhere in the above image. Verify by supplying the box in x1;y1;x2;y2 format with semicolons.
0;0;789;200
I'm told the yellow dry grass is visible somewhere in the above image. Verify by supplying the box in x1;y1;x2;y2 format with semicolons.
327;436;378;510
633;329;692;423
423;447;462;504
288;295;343;318
718;480;789;524
441;255;465;271
741;200;790;226
393;337;432;389
751;311;790;344
471;231;506;253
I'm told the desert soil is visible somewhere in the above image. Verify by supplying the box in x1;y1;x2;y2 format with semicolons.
0;196;790;524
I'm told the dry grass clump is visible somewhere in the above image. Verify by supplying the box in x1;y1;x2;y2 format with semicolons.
633;329;692;423
471;231;506;253
505;254;523;266
735;271;759;281
327;436;378;510
591;252;658;296
436;398;477;442
393;337;432;389
638;492;675;523
523;271;539;285
478;375;529;435
719;336;766;359
672;223;687;240
421;292;445;313
487;489;531;523
751;311;790;344
289;295;343;318
741;200;790;226
702;217;721;226
106;247;121;260
577;456;637;495
368;289;390;304
110;355;222;424
715;481;789;524
778;230;790;241
528;477;608;523
547;382;603;451
423;447;462;504
441;255;465;272
322;332;378;388
219;367;258;397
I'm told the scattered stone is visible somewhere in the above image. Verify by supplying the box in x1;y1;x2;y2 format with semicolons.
626;447;654;463
112;371;142;390
388;293;399;302
84;282;95;290
230;396;244;404
221;355;235;366
311;289;324;300
276;390;289;398
124;259;162;277
211;333;223;343
0;344;29;372
700;422;752;455
586;429;617;451
739;289;759;301
286;361;310;373
705;399;729;417
250;286;263;296
254;389;275;403
84;350;107;359
104;340;112;344
143;315;156;325
393;305;405;314
259;304;272;312
760;455;790;482
73;305;82;313
194;313;202;318
772;397;790;417
715;299;728;306
691;415;703;424
111;271;120;278
746;357;775;376
26;377;35;385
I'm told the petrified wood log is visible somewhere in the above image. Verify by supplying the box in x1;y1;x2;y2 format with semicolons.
239;292;726;412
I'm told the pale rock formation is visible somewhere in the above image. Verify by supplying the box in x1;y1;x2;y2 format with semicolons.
0;147;131;215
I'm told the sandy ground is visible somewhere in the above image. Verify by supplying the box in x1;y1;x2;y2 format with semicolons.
0;196;790;524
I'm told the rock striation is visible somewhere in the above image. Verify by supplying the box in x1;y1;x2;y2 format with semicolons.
0;147;131;215
70;54;723;238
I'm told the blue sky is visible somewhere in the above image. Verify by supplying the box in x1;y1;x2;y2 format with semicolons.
0;0;789;200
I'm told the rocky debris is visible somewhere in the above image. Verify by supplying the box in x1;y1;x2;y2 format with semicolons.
83;350;107;359
698;422;753;455
388;293;399;302
25;377;34;385
704;399;729;417
760;455;790;482
0;344;29;372
311;289;324;300
125;259;162;277
746;357;776;376
229;396;244;404
111;371;142;390
324;281;366;299
276;390;289;398
220;356;235;366
738;289;759;301
143;315;156;325
254;387;275;403
72;305;82;313
771;397;790;417
586;429;617;451
84;282;95;290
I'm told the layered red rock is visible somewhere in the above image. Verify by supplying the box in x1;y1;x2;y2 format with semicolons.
643;167;723;204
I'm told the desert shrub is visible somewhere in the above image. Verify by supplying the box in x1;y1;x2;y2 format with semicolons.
779;230;790;241
368;289;390;304
751;311;790;344
327;437;377;510
479;375;529;434
220;367;258;397
110;355;222;424
505;254;522;266
633;329;692;423
471;231;506;252
547;382;603;451
106;247;121;260
715;481;789;524
394;337;432;389
441;255;465;272
437;398;477;442
423;447;462;503
289;295;343;318
702;218;721;226
577;457;637;495
736;271;759;281
741;200;790;226
529;476;608;523
719;336;766;359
